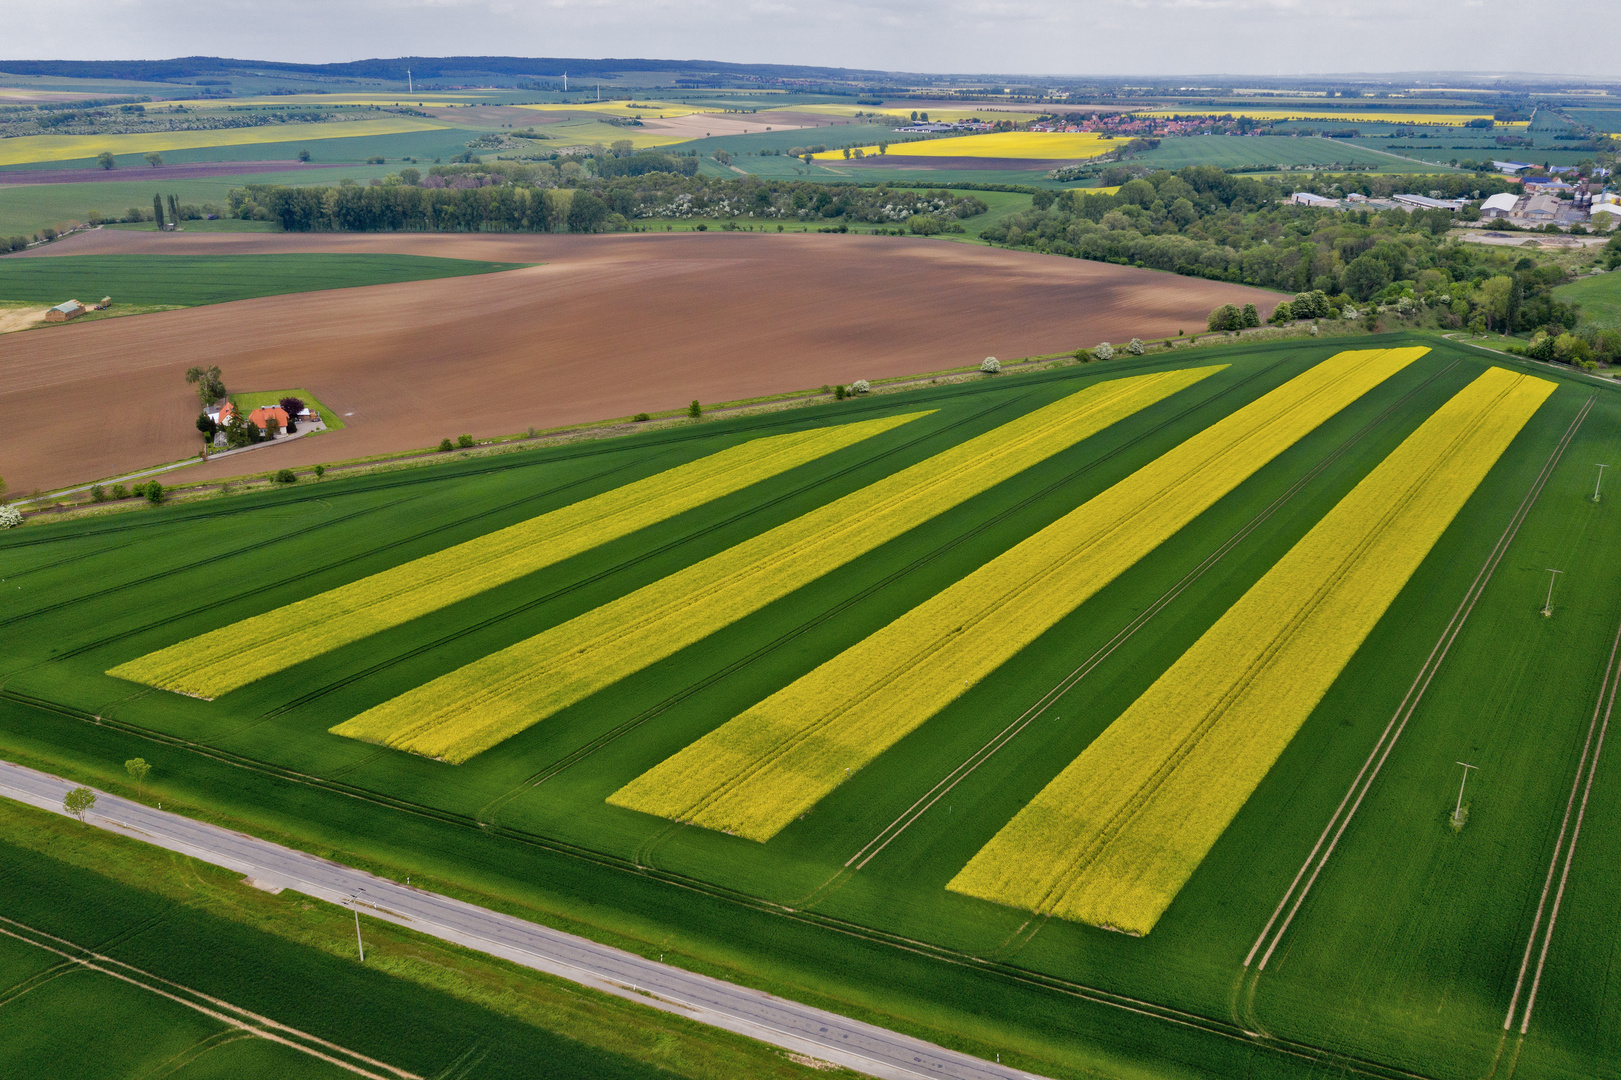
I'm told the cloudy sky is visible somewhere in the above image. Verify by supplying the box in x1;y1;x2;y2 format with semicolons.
5;0;1614;78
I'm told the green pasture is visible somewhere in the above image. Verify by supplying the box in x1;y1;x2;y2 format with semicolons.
1555;269;1621;328
0;253;527;307
0;165;397;238
0;831;704;1080
1128;134;1424;172
2;337;1619;1079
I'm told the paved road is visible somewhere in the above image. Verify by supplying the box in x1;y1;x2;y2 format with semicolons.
0;760;1049;1080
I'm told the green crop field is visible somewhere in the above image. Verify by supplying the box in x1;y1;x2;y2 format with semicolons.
3;336;1620;1080
0;165;399;238
1555;270;1621;329
0;815;754;1080
1127;134;1427;172
0;253;528;307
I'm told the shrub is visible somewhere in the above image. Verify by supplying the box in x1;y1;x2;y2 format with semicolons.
144;481;164;505
1093;342;1115;361
1127;339;1145;355
313;464;326;479
438;438;454;452
274;468;297;484
834;385;846;400
90;485;108;503
1073;348;1094;363
1207;304;1242;332
851;379;871;394
0;504;21;529
1269;301;1295;324
633;412;651;422
111;484;129;500
688;400;702;418
456;434;475;448
981;357;1001;374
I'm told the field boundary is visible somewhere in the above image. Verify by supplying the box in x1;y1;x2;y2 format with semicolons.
1242;393;1593;976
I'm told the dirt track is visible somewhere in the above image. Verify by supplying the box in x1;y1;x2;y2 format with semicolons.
1;230;1280;493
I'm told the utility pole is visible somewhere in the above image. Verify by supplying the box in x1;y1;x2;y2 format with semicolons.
1452;761;1478;827
563;72;567;93
1542;568;1564;617
1594;463;1608;503
350;896;365;962
407;69;412;94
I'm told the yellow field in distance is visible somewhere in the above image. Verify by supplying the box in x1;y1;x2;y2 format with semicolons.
772;104;1045;125
610;348;1426;842
334;368;1216;762
1139;107;1529;128
948;366;1554;935
516;101;727;119
0;117;451;167
813;132;1119;161
108;414;920;700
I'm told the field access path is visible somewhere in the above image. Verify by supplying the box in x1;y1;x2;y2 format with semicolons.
0;758;1050;1080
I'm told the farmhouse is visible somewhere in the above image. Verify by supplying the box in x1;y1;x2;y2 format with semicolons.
44;300;86;322
211;400;323;436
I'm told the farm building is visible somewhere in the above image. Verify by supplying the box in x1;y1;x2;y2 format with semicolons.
1392;194;1466;212
1289;192;1338;208
211;401;321;435
1480;193;1520;219
44;300;86;322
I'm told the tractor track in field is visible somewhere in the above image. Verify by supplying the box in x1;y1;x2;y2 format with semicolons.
1497;604;1621;1055
0;700;1431;1080
826;358;1463;895
0;912;420;1080
483;357;1290;819
1237;394;1592;1030
248;391;1035;737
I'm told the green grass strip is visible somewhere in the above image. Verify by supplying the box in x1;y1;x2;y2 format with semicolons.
333;367;1219;762
948;366;1554;934
0;254;530;308
609;348;1427;842
109;413;922;699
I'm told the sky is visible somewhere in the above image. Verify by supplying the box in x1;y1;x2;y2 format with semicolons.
4;0;1616;79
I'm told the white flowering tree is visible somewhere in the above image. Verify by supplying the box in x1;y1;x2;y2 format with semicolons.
981;357;1000;374
1127;339;1145;355
0;504;22;529
851;379;871;394
1093;342;1115;361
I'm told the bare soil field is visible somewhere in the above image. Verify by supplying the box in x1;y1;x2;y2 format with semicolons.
638;113;820;139
1;230;1281;494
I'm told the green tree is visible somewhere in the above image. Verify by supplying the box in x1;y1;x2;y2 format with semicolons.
168;194;180;224
97;151;116;170
688;399;702;418
456;433;475;448
274;468;297;483
144;481;164;504
184;365;225;405
438;438;454;452
1478;275;1516;331
566;191;609;233
124;758;151;797
1342;254;1393;302
145;152;163;167
297;149;311;162
153;193;165;229
1241;303;1260;328
313;464;326;479
63;786;96;823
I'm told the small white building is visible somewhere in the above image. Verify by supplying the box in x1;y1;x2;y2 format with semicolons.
1480;192;1520;219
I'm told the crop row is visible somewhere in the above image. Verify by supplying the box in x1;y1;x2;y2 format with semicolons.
331;368;1215;762
108;414;919;699
948;366;1555;935
610;348;1428;841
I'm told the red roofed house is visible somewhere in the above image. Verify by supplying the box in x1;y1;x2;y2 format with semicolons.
248;406;289;433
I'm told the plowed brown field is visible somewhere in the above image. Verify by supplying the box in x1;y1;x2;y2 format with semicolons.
1;230;1280;494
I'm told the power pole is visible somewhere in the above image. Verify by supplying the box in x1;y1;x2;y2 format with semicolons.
350;896;365;962
1542;568;1564;617
1452;761;1478;827
1594;463;1608;503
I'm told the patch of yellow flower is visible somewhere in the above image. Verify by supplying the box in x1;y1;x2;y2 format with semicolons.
948;366;1554;935
108;414;920;699
609;349;1426;841
813;132;1121;161
332;368;1216;762
0;117;450;167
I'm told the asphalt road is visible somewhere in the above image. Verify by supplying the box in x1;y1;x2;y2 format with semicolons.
0;759;1049;1080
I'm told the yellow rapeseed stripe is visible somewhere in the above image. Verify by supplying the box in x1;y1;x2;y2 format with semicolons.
108;414;920;699
515;101;727;119
813;132;1118;161
609;348;1427;841
948;366;1554;934
332;368;1217;762
0;117;451;167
